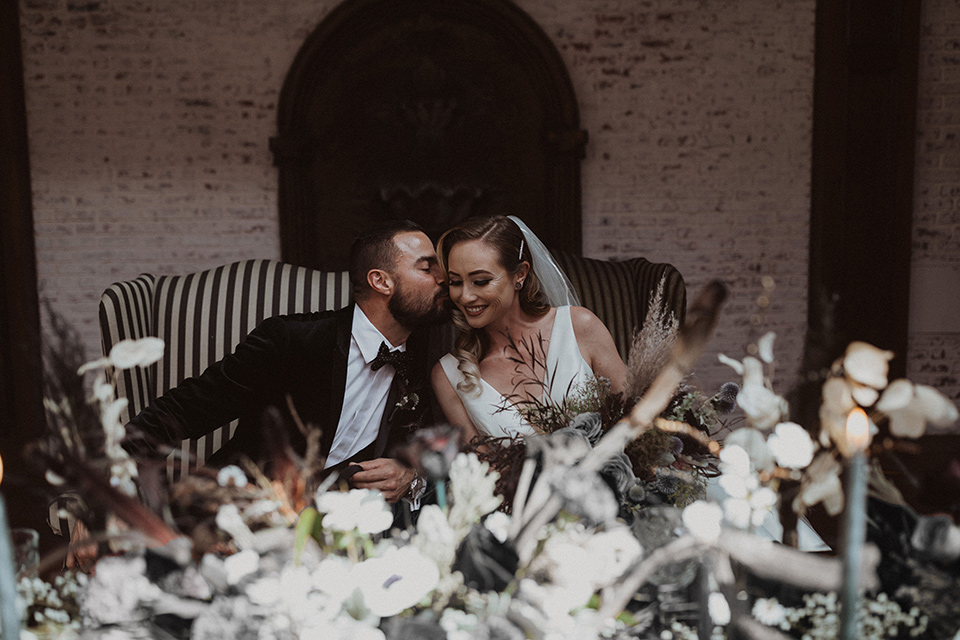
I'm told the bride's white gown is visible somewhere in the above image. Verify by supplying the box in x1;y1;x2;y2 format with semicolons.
439;306;592;438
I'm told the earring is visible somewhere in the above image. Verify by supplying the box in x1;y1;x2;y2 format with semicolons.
516;281;523;289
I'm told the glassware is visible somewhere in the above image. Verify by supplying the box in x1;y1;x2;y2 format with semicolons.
11;527;39;577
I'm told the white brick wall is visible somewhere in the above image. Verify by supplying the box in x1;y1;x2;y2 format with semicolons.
518;0;815;398
909;0;960;411
22;0;816;407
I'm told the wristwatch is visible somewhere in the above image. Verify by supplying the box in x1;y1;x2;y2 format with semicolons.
406;471;427;501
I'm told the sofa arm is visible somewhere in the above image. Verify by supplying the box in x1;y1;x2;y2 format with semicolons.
99;273;157;425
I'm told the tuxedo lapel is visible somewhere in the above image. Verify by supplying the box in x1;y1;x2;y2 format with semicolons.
321;306;352;456
374;377;404;457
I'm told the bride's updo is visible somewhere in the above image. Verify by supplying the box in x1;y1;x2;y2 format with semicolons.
437;216;550;395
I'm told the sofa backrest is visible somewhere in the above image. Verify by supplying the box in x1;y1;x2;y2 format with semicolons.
553;251;686;360
100;259;350;479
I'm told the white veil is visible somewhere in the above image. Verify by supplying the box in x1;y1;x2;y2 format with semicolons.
507;215;580;308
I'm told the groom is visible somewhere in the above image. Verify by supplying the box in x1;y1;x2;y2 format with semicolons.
122;219;449;502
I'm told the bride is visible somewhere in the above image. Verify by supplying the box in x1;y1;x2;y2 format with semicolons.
431;215;626;443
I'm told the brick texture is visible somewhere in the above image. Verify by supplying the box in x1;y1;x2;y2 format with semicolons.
910;0;960;411
32;0;947;418
516;0;815;399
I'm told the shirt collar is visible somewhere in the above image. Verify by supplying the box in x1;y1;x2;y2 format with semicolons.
353;304;405;364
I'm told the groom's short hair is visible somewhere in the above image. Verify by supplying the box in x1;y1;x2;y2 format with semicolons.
349;219;426;299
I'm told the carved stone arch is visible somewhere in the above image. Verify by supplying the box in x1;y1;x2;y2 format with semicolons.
271;0;586;269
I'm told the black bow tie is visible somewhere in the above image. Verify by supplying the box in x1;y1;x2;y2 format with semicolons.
370;342;413;385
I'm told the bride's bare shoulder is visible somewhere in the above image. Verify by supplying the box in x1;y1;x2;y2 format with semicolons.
568;305;605;331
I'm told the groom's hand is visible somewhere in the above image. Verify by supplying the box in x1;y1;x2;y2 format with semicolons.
349;458;415;503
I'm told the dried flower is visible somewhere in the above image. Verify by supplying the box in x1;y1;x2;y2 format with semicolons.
568;411;604;444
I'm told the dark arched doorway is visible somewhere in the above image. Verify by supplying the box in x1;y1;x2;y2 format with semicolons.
271;0;586;269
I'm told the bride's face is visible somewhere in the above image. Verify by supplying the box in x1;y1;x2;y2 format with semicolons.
446;239;524;330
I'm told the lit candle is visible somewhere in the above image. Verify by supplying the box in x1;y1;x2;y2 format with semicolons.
839;407;870;640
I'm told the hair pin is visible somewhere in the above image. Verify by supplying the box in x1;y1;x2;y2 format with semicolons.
518;239;524;260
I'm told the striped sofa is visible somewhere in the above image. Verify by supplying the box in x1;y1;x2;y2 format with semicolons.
99;255;684;480
100;259;352;480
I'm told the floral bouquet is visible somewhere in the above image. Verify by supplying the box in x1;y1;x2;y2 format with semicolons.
13;280;960;640
472;280;733;516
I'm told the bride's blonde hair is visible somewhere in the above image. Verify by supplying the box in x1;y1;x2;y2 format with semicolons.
437;216;550;395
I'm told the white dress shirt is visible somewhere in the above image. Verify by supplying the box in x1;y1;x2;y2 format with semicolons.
324;305;405;468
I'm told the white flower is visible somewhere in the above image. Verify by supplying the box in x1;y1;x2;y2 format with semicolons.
818;377;857;452
483;511;512;544
109;337;165;369
736;357;788;431
100;397;129;442
223;548;259;585
78;338;166;375
440;609;479;640
354;546;439;617
723;497;752;529
708;591;731;625
748;487;778;527
315;489;394;535
245;575;280;606
757;331;776;364
724;486;777;529
217;465;248;488
92;373;115;405
752;597;786;626
725;428;774;472
583;526;643;584
312;555;358;606
767;422;816;469
718;353;745;376
843;341;894;390
411;504;458;573
793;453;844;516
876;379;959;438
718;445;777;529
448;453;501;535
719;444;753;479
215;504;256;549
682;500;723;543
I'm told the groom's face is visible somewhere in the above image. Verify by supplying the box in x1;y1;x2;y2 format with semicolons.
388;231;450;329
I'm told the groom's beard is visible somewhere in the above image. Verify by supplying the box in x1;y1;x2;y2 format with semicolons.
389;279;451;331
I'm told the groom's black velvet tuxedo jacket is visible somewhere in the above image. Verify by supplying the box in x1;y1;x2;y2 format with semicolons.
125;305;433;470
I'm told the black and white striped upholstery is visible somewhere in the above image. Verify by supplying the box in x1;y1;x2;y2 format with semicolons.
553;251;686;360
99;259;351;480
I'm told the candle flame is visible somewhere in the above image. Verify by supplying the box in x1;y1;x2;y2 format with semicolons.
845;407;870;453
